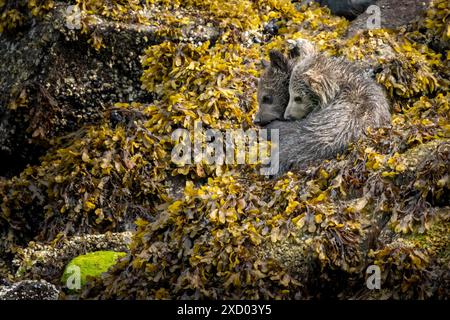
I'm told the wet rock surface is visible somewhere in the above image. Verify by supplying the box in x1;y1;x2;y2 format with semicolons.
319;0;378;19
0;280;59;300
0;2;218;177
346;0;432;37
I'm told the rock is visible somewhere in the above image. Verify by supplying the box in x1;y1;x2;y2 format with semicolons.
13;232;132;284
61;251;127;291
255;140;449;298
0;278;10;286
263;19;279;36
346;0;432;37
319;0;378;19
0;2;219;177
0;0;448;300
0;280;59;300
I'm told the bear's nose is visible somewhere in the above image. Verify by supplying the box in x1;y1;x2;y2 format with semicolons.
253;116;262;125
284;114;294;121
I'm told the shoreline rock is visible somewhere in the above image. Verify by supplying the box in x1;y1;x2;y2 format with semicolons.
0;280;59;300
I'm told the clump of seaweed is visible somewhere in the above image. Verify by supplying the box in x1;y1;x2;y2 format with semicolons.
0;0;146;34
0;0;54;33
0;34;261;255
421;0;450;54
139;41;259;130
339;30;444;99
0;111;169;254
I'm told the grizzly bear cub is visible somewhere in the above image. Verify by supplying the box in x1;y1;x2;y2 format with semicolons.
255;40;391;174
255;39;315;126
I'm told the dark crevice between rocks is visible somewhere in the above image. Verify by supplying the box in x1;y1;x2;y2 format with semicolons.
0;150;45;179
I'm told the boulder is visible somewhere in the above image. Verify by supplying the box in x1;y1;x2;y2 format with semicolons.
0;280;59;300
346;0;432;37
0;2;218;177
14;232;132;284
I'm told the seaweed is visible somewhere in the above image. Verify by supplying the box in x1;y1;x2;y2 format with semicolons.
0;0;449;299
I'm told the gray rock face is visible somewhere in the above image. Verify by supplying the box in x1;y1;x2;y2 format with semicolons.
0;280;59;300
319;0;378;19
346;0;432;37
0;4;154;176
0;3;219;177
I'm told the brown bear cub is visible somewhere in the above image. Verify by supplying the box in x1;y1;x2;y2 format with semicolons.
255;40;391;174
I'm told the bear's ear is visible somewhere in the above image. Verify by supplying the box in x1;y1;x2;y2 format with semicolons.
288;39;316;60
303;69;338;105
269;50;289;72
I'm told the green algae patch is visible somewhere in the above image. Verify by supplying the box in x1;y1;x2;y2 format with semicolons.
61;251;126;290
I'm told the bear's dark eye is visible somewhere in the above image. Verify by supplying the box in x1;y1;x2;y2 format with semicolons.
294;96;302;103
262;95;273;104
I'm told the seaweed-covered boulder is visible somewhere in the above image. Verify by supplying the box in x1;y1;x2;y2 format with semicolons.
0;0;350;260
0;1;218;177
81;135;449;299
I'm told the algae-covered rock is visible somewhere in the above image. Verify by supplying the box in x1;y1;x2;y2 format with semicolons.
14;232;132;284
61;251;126;290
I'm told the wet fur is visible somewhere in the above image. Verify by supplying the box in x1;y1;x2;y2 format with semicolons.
256;40;391;174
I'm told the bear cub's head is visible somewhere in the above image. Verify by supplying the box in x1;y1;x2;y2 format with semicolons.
255;39;320;126
254;50;292;126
